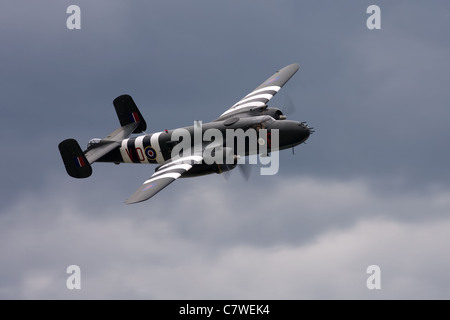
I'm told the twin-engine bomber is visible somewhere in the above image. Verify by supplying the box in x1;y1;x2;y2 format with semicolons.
58;63;313;204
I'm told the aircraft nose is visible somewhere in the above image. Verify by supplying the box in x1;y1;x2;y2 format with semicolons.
268;120;313;148
295;121;311;143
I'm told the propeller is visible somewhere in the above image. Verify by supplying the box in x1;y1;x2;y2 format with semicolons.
220;156;252;182
283;94;297;116
238;163;251;181
221;169;232;181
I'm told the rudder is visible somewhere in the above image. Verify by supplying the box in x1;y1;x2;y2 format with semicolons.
58;139;92;178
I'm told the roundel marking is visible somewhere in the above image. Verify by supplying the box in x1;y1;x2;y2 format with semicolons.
142;184;154;191
145;146;157;160
266;75;280;84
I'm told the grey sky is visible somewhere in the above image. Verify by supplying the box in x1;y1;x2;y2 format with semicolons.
1;0;450;299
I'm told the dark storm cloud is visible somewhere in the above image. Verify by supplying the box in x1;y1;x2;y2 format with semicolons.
1;0;450;299
2;175;450;299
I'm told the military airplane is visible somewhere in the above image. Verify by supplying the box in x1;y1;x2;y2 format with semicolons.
58;63;313;204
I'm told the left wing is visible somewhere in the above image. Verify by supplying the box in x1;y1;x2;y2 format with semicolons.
217;63;299;120
125;155;203;204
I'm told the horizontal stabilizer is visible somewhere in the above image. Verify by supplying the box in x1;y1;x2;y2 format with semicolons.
84;122;139;163
58;139;92;178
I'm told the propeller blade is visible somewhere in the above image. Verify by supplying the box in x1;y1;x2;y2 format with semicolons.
238;163;251;181
283;94;297;116
221;170;231;181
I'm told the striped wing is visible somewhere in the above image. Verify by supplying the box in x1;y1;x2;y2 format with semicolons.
125;155;203;204
218;63;299;119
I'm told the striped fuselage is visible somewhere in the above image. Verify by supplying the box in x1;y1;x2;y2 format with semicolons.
96;117;309;166
97;119;265;165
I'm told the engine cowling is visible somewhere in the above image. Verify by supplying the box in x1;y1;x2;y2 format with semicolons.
254;107;286;120
182;147;237;177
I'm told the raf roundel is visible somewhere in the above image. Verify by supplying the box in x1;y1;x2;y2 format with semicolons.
142;184;154;191
266;75;280;84
145;146;157;160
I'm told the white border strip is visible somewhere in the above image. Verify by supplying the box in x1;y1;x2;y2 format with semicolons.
152;163;192;177
144;172;181;184
150;132;165;164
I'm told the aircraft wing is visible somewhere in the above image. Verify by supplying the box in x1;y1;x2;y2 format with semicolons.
125;155;203;204
217;63;299;119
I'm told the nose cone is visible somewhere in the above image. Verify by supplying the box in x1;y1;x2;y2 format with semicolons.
296;122;311;143
268;120;311;149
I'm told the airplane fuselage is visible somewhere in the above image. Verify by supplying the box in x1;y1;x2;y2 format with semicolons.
96;116;311;168
58;63;314;203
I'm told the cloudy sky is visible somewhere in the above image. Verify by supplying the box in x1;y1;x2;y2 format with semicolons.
1;0;450;299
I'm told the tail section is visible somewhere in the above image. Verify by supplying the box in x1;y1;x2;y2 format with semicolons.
58;139;92;178
59;94;146;178
113;94;147;133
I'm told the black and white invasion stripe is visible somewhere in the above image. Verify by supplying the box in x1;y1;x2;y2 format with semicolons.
125;155;203;204
221;85;281;116
142;155;202;186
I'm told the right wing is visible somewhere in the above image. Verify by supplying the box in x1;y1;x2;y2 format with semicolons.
216;63;299;120
125;155;203;204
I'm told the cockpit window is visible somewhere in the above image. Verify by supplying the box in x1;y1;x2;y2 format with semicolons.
249;116;275;130
87;138;101;148
261;116;275;128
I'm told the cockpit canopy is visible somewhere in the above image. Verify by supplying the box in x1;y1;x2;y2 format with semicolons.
224;116;275;130
251;115;276;129
229;115;276;130
87;138;101;149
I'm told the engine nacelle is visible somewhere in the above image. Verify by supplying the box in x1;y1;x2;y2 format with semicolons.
182;162;237;178
253;107;286;120
182;147;238;177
